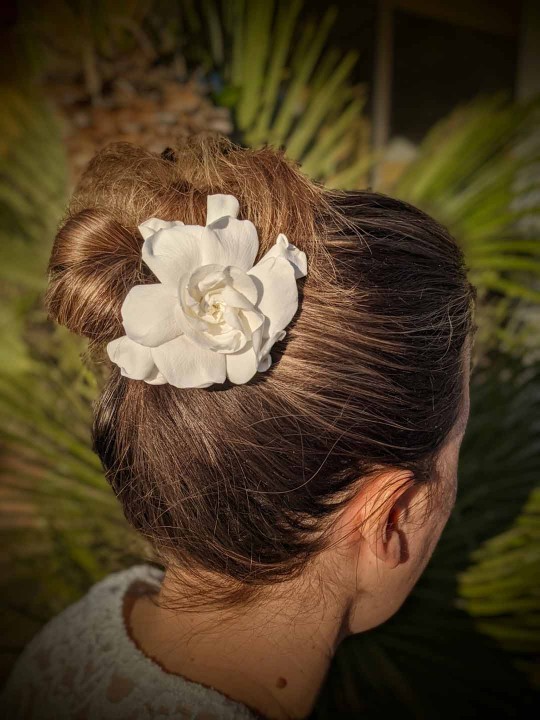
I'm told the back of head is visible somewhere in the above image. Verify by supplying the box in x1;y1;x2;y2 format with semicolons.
46;134;476;607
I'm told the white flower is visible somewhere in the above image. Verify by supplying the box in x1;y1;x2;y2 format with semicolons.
107;194;307;389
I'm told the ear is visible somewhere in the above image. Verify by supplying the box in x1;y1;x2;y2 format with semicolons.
342;470;419;569
372;481;419;569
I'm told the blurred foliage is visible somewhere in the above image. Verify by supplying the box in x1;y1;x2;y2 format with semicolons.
186;2;540;361
1;1;539;715
387;95;540;364
187;0;372;187
0;84;149;678
0;85;67;294
0;84;67;382
13;0;158;99
459;486;540;678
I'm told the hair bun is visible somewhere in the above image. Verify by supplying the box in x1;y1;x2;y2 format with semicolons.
46;208;144;342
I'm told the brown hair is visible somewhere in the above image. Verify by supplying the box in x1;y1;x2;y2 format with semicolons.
46;134;476;608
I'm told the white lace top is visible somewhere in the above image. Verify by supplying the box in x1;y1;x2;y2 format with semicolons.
1;564;262;719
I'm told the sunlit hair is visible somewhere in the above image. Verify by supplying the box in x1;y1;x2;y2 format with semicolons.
46;134;477;609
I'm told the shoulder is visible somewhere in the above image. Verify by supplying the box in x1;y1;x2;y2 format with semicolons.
1;563;259;720
1;564;163;719
11;563;163;660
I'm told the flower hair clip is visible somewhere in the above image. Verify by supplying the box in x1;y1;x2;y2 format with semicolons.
107;194;307;389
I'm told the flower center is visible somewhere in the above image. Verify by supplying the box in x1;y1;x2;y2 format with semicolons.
210;299;225;320
201;295;227;324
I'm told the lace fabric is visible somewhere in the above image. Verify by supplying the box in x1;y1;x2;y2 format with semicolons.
1;564;261;719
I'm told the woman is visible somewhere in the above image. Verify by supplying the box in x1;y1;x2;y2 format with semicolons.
2;135;476;719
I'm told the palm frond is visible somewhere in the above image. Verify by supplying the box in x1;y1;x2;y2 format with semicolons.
0;321;149;673
0;85;68;295
208;0;371;188
0;86;148;678
387;96;540;359
458;486;540;676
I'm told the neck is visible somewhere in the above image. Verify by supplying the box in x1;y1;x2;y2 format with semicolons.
127;569;351;719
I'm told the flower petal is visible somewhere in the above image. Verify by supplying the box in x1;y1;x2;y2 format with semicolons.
206;194;239;225
258;354;272;373
225;312;265;384
256;233;307;279
247;255;298;338
257;329;286;371
240;308;265;356
223;266;259;306
223;306;244;332
121;284;182;348
138;218;185;242
220;283;257;311
151;335;227;389
188;264;227;298
142;225;204;286
260;329;287;357
107;336;157;380
145;366;167;385
226;344;259;385
187;265;258;308
203;218;259;270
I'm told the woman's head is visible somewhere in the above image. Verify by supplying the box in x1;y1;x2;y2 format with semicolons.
46;135;476;629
